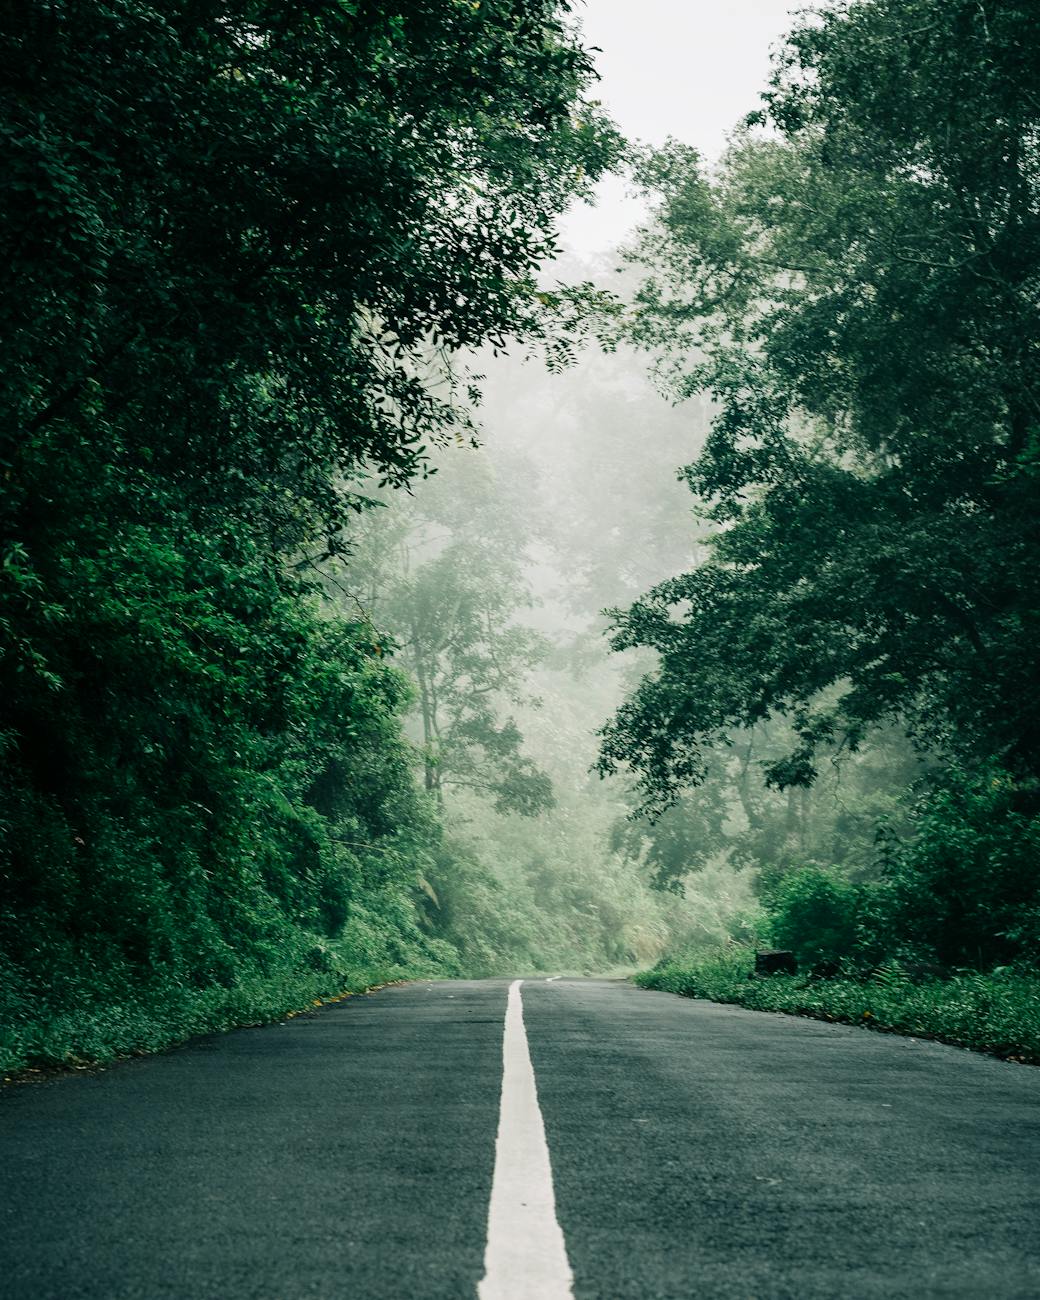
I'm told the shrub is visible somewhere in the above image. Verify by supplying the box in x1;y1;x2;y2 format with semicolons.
636;950;1040;1064
878;768;1040;969
763;866;862;970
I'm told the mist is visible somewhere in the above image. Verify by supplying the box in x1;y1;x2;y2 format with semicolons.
5;0;1038;1083
5;5;1040;1294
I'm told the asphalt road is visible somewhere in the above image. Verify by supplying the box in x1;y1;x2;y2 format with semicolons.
1;978;1038;1299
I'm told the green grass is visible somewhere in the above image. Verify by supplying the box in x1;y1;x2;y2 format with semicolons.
0;965;416;1083
0;897;461;1080
635;948;1040;1065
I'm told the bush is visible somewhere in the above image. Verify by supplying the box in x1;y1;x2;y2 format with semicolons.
749;767;1040;977
763;866;862;970
0;532;465;1076
878;768;1040;969
636;949;1040;1064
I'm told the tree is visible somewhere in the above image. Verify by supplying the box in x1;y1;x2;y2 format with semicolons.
599;0;1040;815
0;1;618;1060
2;1;619;546
343;450;554;816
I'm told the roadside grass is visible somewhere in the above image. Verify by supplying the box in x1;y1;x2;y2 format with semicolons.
0;963;436;1084
635;948;1040;1065
0;902;459;1081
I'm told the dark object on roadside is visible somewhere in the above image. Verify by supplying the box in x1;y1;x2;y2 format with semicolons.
755;950;798;977
811;959;841;980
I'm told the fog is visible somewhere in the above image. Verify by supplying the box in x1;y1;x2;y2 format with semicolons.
559;0;801;252
7;0;1036;1100
325;0;910;973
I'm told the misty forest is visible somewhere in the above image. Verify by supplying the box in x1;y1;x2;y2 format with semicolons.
3;0;1040;1079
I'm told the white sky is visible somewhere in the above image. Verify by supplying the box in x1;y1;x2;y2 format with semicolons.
559;0;803;252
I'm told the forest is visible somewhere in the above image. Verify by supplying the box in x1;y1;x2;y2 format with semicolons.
1;0;1038;1076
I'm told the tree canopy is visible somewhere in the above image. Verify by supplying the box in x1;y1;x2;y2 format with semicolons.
599;0;1040;814
0;0;619;1070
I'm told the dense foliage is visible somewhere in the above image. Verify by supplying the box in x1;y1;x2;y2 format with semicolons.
0;1;618;1071
636;950;1040;1065
5;0;1034;1071
602;0;1040;973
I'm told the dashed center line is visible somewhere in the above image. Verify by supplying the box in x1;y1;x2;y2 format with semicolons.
478;980;573;1300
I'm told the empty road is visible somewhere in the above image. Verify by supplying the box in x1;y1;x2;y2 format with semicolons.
1;978;1038;1298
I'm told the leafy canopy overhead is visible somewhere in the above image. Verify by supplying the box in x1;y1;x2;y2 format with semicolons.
3;0;619;542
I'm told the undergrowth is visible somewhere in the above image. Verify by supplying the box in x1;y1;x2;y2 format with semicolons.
0;892;459;1079
635;948;1040;1065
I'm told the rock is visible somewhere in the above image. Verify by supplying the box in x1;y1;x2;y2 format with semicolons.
755;949;798;976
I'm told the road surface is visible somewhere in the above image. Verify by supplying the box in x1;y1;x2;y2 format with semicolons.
1;978;1038;1298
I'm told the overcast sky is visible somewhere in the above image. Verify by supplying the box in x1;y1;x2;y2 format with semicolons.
559;0;802;252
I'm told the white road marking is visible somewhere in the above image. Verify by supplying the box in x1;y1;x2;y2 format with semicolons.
478;980;574;1300
545;976;561;983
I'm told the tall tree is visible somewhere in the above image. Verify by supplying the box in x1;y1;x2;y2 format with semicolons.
343;451;553;816
0;1;617;1052
2;1;618;547
599;0;1040;814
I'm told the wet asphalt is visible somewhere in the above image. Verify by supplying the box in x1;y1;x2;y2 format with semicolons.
1;977;1038;1299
